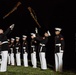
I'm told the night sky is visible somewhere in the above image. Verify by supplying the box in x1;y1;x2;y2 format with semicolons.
0;0;75;70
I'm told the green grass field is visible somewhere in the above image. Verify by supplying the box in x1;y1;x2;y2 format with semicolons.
0;65;76;75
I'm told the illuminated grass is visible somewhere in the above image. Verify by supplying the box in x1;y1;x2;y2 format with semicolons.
0;65;76;75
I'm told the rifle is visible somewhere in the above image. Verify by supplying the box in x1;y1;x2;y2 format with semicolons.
3;2;21;19
28;7;41;28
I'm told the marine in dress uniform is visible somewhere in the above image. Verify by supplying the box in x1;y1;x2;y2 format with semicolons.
34;30;51;70
30;33;37;68
55;27;64;72
15;37;21;66
10;38;15;66
0;24;15;72
22;35;28;67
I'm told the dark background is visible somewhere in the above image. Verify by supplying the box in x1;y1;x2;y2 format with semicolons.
0;0;76;71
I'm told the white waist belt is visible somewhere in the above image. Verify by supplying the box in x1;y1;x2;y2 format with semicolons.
16;47;19;50
23;47;26;49
40;43;45;46
55;44;61;46
31;46;35;47
2;41;8;44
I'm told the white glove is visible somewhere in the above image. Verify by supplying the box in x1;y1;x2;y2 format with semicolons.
10;24;15;30
60;50;64;53
35;27;38;33
24;52;27;54
34;52;36;54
